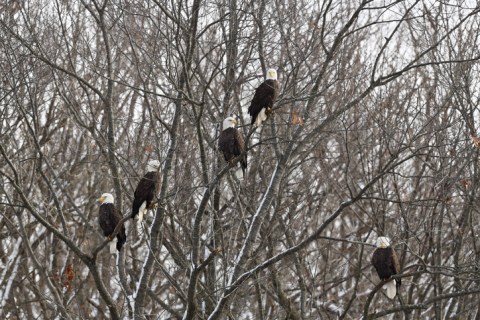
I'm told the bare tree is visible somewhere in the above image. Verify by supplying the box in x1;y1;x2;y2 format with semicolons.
1;0;480;319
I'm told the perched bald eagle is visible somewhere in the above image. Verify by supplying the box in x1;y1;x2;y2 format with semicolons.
248;68;280;127
218;117;247;178
371;237;401;299
131;160;161;224
98;193;126;254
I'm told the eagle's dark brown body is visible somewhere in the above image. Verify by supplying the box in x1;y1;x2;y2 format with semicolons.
131;171;161;219
218;127;247;177
99;203;126;251
248;79;279;125
371;247;401;287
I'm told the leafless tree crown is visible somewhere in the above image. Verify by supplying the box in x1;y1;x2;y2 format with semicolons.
1;0;480;319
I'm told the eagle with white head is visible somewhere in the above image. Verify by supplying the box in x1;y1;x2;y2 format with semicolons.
131;160;161;225
248;68;280;127
98;193;126;254
371;236;401;299
218;116;247;178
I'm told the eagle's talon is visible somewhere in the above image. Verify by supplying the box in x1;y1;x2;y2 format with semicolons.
147;200;158;210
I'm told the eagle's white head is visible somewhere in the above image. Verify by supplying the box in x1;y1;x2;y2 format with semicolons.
375;236;391;248
98;193;114;204
266;68;277;80
146;160;161;172
222;117;237;130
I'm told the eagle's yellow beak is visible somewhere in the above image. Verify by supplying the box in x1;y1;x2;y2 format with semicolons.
232;119;238;125
98;196;105;203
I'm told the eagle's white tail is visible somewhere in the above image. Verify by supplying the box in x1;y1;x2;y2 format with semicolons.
385;281;396;299
235;167;244;179
137;202;147;225
109;241;117;254
255;108;267;127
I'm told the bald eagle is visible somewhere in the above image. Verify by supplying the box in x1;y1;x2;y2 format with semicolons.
131;160;161;224
248;68;280;127
218;117;247;178
371;236;401;299
98;193;126;254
